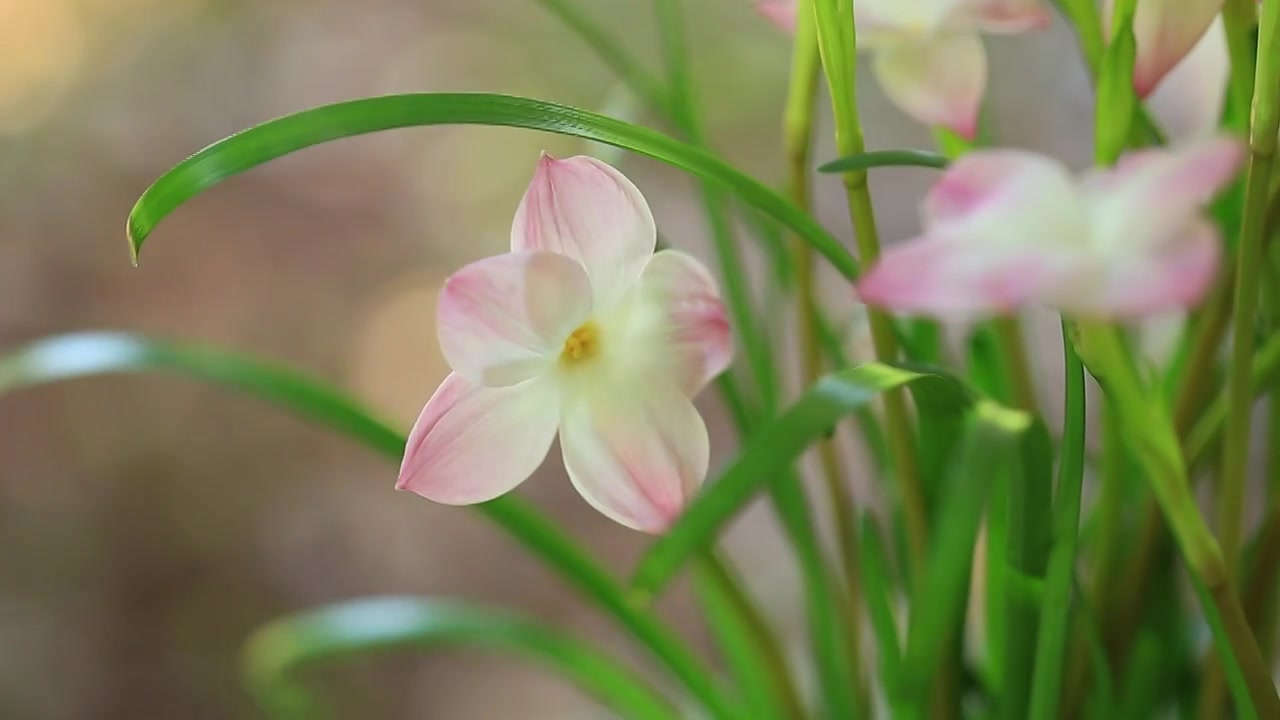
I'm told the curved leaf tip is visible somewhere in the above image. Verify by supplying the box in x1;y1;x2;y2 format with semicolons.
817;149;951;174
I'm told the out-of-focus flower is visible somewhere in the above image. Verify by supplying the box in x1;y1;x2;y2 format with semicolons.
1105;0;1224;98
1146;16;1228;140
856;137;1245;320
758;0;1052;137
398;154;732;533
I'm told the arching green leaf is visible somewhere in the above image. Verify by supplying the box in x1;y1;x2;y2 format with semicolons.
126;93;857;279
244;596;676;720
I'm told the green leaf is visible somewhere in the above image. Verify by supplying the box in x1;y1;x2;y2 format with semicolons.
243;596;675;720
630;364;978;594
1094;13;1137;165
1000;417;1054;720
897;402;1035;717
859;515;903;698
0;332;738;720
1028;330;1087;720
126;93;857;280
816;149;949;174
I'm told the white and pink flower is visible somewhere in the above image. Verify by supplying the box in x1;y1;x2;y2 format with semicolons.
397;154;732;533
856;136;1245;320
758;0;1053;138
1107;0;1225;99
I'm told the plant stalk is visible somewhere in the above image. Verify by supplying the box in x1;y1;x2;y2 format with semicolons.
812;0;927;577
1217;6;1279;573
783;1;868;710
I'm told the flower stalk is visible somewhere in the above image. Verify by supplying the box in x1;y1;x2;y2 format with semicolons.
782;1;867;707
1219;0;1280;579
812;0;928;575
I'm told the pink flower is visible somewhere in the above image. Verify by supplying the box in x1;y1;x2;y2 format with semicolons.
1146;16;1228;140
1105;0;1224;98
856;136;1244;320
758;0;1052;138
397;154;732;533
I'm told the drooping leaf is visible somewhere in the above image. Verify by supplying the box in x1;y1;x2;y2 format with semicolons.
243;596;675;720
126;93;858;280
817;149;949;174
0;332;735;718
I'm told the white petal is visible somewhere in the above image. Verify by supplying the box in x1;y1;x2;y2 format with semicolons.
398;373;559;505
438;251;592;386
613;250;733;395
559;383;709;533
1045;218;1221;318
857;230;1080;320
1120;0;1225;97
1146;17;1229;141
511;154;657;307
872;34;987;138
1084;135;1244;252
921;149;1088;246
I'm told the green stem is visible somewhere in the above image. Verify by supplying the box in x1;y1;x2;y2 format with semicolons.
1187;331;1280;470
1223;0;1261;134
693;553;808;720
1027;326;1086;720
783;2;867;708
813;0;927;580
1074;322;1280;718
993;315;1039;413
1173;280;1233;436
1219;0;1280;576
1054;0;1105;75
1001;417;1053;720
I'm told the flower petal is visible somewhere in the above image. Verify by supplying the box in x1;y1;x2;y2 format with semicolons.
1108;0;1224;97
1045;218;1221;317
1146;16;1228;141
438;250;592;387
856;231;1077;320
559;383;709;533
397;373;559;504
511;154;657;306
922;149;1087;245
872;33;986;138
1084;135;1244;252
756;0;796;33
619;250;733;395
944;0;1054;33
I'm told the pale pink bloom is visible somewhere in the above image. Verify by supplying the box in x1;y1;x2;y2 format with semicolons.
1105;0;1224;98
397;154;732;533
1146;16;1228;140
758;0;1052;138
857;136;1244;320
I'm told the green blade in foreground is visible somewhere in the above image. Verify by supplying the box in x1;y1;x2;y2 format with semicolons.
816;148;950;174
0;332;737;720
897;403;1035;717
126;93;857;280
630;363;983;594
243;596;676;720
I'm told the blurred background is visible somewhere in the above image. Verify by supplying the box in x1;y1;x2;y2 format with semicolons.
0;1;1095;717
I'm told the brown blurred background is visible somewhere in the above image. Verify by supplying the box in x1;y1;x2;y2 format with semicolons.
0;1;1094;717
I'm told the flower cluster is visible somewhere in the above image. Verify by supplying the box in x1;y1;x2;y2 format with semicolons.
401;1;1245;531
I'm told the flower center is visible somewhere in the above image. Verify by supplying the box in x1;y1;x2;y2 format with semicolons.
560;321;600;365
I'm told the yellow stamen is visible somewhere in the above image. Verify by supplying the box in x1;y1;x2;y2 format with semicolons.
560;322;600;364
